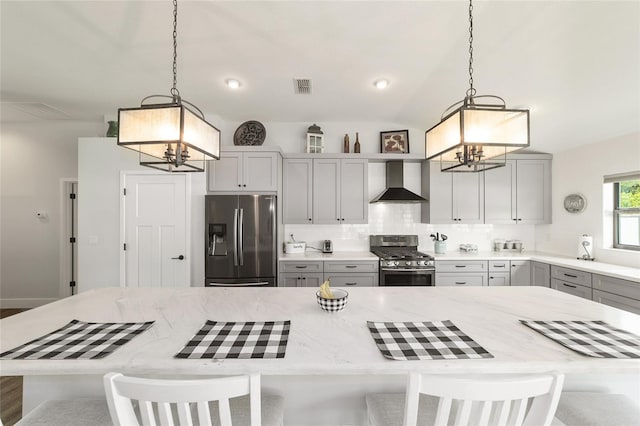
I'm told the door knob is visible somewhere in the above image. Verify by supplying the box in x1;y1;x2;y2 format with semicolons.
171;255;185;260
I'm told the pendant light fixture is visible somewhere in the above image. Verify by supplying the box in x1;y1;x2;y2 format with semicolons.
117;0;220;172
425;0;530;172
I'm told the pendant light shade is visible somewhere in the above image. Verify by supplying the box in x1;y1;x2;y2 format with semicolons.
118;103;220;172
425;0;530;172
116;0;219;172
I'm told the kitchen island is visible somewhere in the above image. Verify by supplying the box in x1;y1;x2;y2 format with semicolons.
1;286;639;425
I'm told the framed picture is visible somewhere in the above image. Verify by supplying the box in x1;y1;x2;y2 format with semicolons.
380;130;409;154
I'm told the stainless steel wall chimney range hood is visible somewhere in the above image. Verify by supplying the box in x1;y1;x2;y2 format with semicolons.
370;161;427;203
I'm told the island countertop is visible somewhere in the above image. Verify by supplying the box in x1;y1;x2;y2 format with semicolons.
2;286;639;377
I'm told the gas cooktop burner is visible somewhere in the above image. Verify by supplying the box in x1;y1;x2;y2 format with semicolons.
372;249;433;261
370;235;435;270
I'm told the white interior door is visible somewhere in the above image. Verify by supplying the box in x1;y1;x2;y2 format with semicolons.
123;173;189;287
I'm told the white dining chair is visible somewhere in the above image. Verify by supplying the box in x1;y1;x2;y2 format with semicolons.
15;399;112;426
554;391;640;426
104;372;284;426
366;372;565;426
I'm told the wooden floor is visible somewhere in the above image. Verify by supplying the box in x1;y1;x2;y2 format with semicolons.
0;309;26;426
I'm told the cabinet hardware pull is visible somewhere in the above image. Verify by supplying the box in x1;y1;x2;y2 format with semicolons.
308;218;312;221
455;282;466;285
563;273;578;278
345;265;357;269
337;218;340;221
302;277;306;280
238;184;241;187
562;283;577;288
494;265;505;268
345;282;357;285
455;265;466;268
295;266;307;269
517;218;522;221
243;184;246;187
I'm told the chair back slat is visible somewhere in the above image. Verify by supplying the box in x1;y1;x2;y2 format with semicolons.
402;373;564;426
104;372;263;426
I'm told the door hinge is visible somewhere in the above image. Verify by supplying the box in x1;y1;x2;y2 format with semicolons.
69;193;76;199
123;188;127;196
69;281;76;288
123;243;127;251
70;237;76;243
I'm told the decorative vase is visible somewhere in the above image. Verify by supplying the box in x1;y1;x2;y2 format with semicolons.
106;121;118;137
434;241;446;254
343;134;350;153
354;132;361;153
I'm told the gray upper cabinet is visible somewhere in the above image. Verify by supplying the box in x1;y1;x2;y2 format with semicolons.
283;159;313;224
423;162;484;224
284;157;368;224
484;158;551;225
208;151;279;192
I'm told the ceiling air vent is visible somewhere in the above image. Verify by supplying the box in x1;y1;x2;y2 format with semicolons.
293;78;312;95
2;102;71;120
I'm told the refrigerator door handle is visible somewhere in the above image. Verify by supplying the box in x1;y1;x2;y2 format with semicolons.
238;208;244;266
233;208;239;266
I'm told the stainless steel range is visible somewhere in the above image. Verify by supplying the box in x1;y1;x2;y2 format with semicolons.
370;235;435;286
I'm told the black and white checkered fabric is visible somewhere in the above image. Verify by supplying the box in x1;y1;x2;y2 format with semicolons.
175;320;290;359
367;320;493;360
0;319;154;360
521;320;640;359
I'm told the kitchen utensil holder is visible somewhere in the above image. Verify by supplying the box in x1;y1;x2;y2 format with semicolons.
434;241;446;254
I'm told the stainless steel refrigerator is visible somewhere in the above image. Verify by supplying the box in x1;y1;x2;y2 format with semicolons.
205;194;277;287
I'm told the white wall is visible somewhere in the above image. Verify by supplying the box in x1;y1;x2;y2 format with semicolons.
77;138;206;292
285;162;536;253
535;132;640;268
0;121;103;307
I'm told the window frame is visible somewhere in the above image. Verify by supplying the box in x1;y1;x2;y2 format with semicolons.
613;181;640;251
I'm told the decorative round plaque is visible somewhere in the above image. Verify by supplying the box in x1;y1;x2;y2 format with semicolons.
233;121;266;146
563;193;587;213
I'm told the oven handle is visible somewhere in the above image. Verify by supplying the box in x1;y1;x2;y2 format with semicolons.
381;268;435;272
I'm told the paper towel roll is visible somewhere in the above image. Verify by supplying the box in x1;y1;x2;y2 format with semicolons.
577;234;594;260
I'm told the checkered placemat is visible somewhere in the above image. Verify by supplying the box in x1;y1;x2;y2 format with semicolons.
521;320;640;359
367;320;493;360
0;319;154;360
175;320;290;359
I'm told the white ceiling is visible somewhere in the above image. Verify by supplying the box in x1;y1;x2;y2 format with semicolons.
1;1;639;153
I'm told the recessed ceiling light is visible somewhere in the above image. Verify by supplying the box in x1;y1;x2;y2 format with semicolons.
226;79;241;89
374;79;389;90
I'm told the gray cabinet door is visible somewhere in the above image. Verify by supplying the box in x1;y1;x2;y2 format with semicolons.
283;159;313;224
516;160;551;224
531;262;550;287
593;289;640;315
484;160;516;224
427;163;454;223
243;152;278;191
453;172;484;223
280;273;301;287
488;272;510;286
510;260;531;286
207;153;242;191
300;273;324;287
340;159;368;224
313;159;341;224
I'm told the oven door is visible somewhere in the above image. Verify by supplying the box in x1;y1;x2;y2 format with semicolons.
380;268;435;286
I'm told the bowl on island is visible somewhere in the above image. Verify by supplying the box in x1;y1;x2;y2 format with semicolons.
316;288;349;312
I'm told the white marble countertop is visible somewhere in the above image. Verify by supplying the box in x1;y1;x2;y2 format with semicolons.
429;251;640;283
1;287;639;377
279;251;378;261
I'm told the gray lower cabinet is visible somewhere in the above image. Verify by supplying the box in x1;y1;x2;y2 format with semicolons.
531;262;550;287
279;260;378;287
551;265;592;287
551;278;592;300
510;261;531;286
488;272;510;286
592;274;640;314
436;273;486;287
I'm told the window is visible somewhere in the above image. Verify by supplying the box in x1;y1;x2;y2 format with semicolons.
613;178;640;250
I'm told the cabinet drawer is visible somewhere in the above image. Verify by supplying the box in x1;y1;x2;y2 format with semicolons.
593;274;640;301
551;278;592;300
488;272;510;286
324;274;378;287
593;289;640;315
436;261;487;273
436;273;486;287
324;261;378;273
489;261;509;272
279;261;323;273
551;266;592;287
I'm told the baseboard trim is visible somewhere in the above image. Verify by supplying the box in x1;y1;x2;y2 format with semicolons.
0;298;58;309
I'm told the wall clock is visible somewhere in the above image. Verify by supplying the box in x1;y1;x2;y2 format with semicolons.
563;193;587;213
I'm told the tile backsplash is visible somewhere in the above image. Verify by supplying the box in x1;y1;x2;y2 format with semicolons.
284;203;536;254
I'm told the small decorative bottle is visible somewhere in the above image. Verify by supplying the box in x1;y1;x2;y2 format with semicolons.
106;121;118;137
354;132;361;153
343;134;350;153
